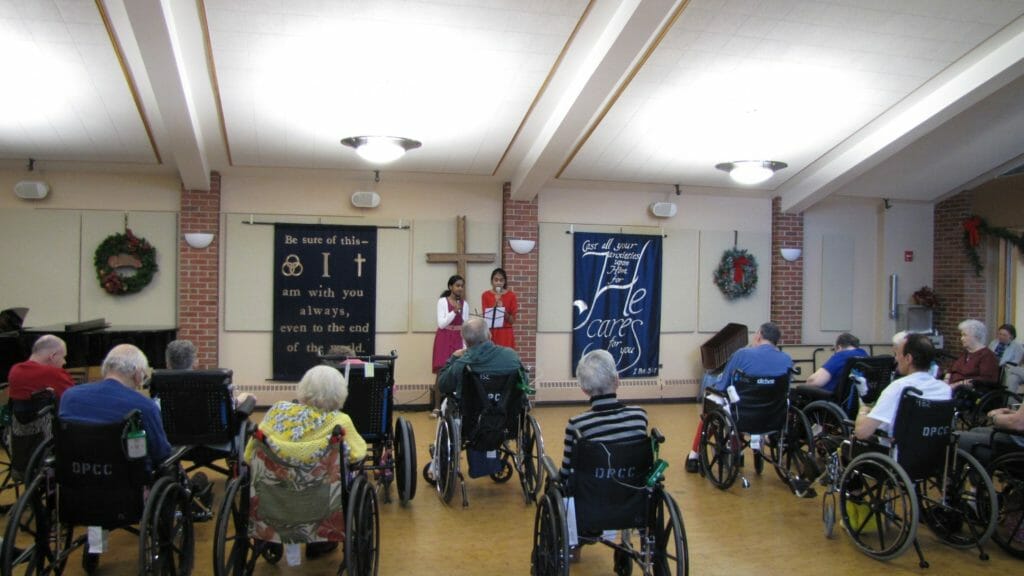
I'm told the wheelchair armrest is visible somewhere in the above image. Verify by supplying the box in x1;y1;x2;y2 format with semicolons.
651;428;665;445
235;395;257;418
790;366;802;376
541;454;559;483
157;445;192;476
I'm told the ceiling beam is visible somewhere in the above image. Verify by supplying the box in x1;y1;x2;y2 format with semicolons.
122;0;210;190
778;16;1024;214
505;0;685;201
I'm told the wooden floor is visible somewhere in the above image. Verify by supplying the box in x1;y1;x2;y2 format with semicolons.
2;403;1020;575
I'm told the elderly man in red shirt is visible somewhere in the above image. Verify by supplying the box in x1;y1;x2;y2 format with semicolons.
7;334;75;401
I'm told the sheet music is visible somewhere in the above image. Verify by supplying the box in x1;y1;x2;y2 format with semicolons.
484;306;506;328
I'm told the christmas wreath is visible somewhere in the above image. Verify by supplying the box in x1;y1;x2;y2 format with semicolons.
94;228;158;295
962;215;1024;276
713;247;758;299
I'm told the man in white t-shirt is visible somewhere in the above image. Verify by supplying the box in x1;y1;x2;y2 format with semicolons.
855;333;951;440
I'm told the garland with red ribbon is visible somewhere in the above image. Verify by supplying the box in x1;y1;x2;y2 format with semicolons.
713;247;758;299
961;215;1024;276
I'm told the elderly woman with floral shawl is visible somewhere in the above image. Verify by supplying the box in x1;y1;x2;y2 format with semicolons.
244;364;367;561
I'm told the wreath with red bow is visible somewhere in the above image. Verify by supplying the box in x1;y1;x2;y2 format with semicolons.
94;228;158;295
962;215;1024;276
713;248;758;299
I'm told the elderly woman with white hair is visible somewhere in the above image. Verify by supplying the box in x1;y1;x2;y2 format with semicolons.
245;364;367;466
946;319;1000;388
244;364;367;560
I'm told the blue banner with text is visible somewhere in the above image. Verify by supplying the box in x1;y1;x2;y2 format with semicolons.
573;232;661;378
273;224;376;381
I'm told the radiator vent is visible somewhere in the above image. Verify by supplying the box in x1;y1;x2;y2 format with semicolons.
663;378;701;387
237;383;296;393
396;384;432;392
535;380;579;390
620;378;658;388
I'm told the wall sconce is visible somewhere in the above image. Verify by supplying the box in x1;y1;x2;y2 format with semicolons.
184;232;215;249
780;247;802;261
508;239;536;254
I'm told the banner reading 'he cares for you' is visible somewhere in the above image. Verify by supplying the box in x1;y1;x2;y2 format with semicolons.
572;232;662;377
273;224;376;381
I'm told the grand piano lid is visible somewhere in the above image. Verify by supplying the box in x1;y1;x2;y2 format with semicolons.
0;307;28;333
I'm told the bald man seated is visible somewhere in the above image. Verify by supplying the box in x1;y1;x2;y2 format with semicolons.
8;334;75;402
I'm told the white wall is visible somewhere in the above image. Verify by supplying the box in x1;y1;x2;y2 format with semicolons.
802;196;933;345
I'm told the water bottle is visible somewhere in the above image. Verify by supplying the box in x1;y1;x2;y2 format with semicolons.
852;369;868;398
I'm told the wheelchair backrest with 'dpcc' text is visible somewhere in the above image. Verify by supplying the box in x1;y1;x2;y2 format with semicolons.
150;369;235;446
56;411;149;528
891;388;956;481
248;426;347;545
731;372;790;435
9;387;56;479
460;368;524;451
337;360;393;444
570;435;654;533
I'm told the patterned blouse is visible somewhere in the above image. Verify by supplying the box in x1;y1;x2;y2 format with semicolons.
244;401;367;466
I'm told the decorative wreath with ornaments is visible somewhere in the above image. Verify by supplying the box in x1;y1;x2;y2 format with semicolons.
713;247;758;299
94;228;158;295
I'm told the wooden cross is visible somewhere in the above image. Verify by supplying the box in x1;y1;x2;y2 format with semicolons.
426;215;496;279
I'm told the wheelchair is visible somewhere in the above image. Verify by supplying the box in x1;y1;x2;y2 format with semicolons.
212;424;379;576
817;388;997;567
697;370;814;493
979;428;1024;558
530;429;688;575
320;352;417;505
424;367;544;507
149;368;256;521
791;356;896;470
0;388;57;512
0;410;195;575
953;375;1022;431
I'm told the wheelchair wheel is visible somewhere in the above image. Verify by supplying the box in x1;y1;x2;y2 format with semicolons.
344;475;380;576
434;414;461;505
214;475;260;576
919;448;997;549
530;486;569;576
517;412;546;504
394;416;417;505
1;473;73;576
140;475;194;576
769;407;815;489
491;457;514;483
646;488;688;576
698;409;739;490
838;452;918;561
989;453;1024;558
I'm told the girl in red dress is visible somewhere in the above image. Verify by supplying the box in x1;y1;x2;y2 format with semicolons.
481;267;518;349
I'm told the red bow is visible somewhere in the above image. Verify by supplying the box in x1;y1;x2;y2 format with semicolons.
732;256;750;283
963;217;982;247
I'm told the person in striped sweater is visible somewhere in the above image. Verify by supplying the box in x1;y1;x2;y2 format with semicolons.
559;349;649;482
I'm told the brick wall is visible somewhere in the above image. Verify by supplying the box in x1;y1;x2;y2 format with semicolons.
771;197;804;344
502;183;537;375
933;190;987;358
178;172;221;369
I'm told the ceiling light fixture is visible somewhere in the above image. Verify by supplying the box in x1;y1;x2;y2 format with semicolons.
341;136;421;164
715;160;788;185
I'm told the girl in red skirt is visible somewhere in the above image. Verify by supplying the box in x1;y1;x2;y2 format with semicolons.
481;267;517;349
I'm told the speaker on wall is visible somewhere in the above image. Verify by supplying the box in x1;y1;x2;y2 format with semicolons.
14;180;49;200
650;202;677;218
351;190;381;208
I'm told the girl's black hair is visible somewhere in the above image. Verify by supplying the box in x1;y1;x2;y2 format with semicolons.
440;274;465;298
490;267;509;290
